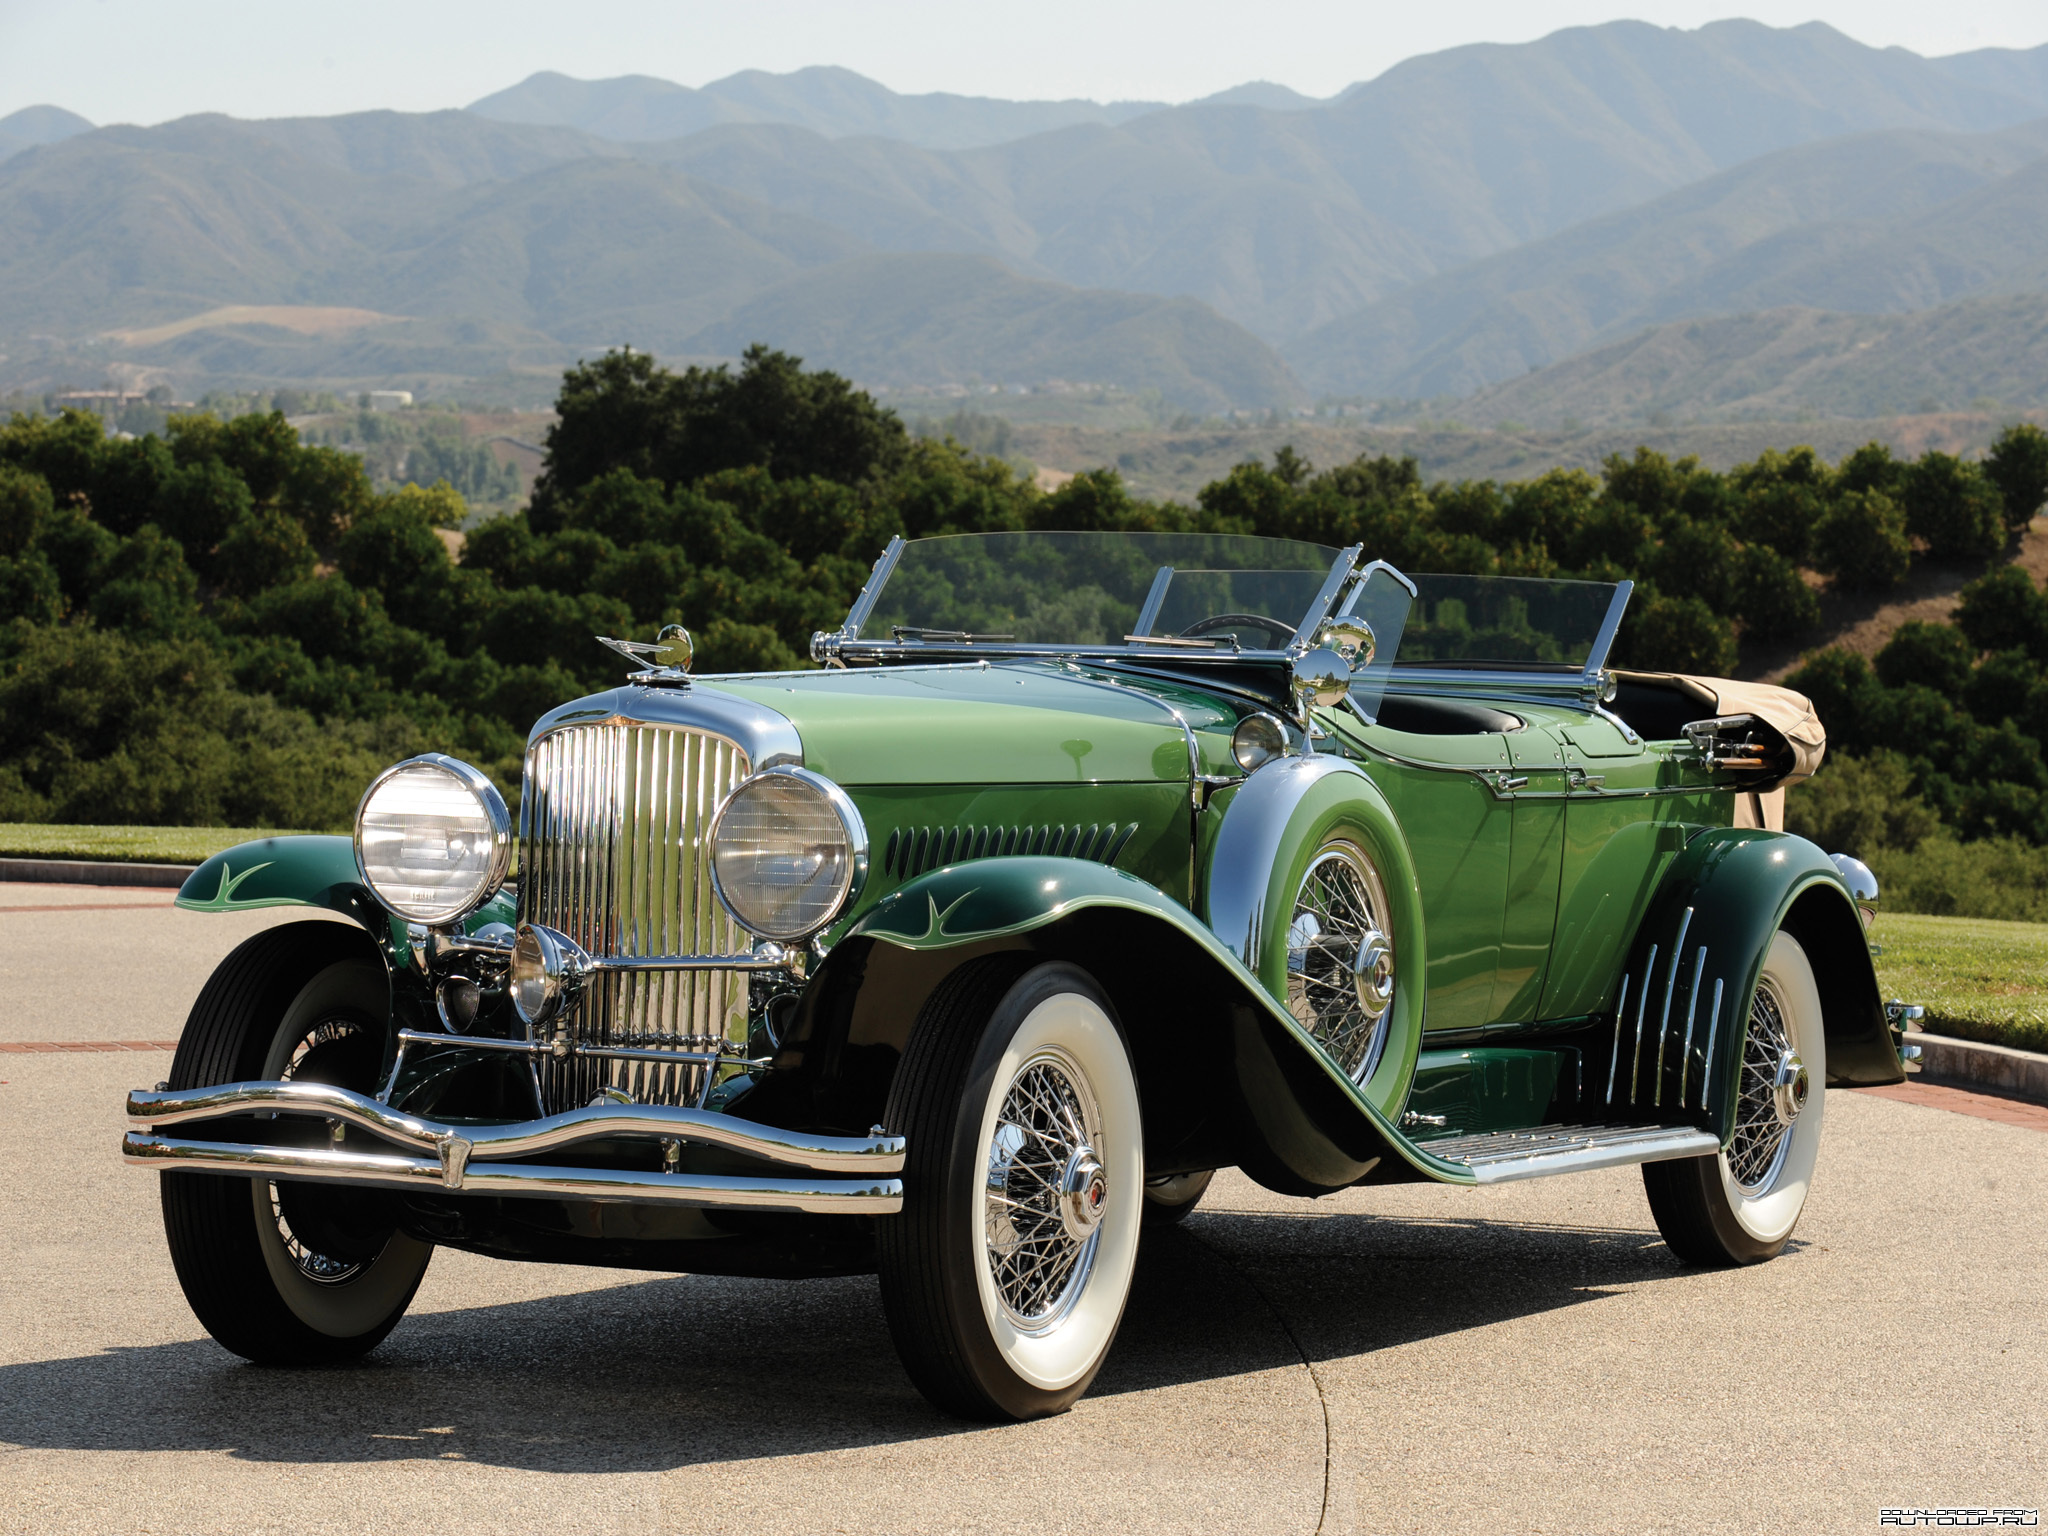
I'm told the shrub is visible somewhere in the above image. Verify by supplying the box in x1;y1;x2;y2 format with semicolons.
1901;452;2004;559
1984;422;2048;530
1613;592;1737;674
1953;565;2048;662
1835;441;1904;499
1874;621;1974;694
1785;750;1939;856
1733;545;1819;639
1866;836;2048;923
0;462;52;557
1810;489;1910;589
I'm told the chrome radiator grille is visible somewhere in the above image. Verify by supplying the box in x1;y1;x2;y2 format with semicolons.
519;721;751;1112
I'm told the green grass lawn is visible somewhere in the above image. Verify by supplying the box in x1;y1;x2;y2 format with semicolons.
0;824;316;864
1871;912;2048;1055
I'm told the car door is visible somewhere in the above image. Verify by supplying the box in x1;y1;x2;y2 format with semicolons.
1538;714;1722;1020
1344;719;1514;1035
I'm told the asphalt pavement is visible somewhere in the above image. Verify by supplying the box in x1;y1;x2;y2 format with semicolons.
1;886;2042;1534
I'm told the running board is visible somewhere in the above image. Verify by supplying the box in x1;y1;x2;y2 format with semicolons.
1418;1123;1720;1184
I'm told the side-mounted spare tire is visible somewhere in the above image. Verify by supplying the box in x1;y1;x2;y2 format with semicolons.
160;921;433;1364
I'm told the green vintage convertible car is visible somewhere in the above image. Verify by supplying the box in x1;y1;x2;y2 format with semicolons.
124;530;1910;1420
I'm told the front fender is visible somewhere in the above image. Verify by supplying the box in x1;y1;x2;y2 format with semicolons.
175;835;518;964
1607;829;1901;1141
774;854;1473;1191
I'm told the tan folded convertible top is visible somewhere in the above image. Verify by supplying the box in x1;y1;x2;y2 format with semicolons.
1611;670;1827;831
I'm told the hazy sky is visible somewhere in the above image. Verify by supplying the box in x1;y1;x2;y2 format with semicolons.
3;0;2046;125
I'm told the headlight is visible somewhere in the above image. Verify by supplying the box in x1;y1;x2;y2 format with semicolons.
709;767;867;942
353;754;512;925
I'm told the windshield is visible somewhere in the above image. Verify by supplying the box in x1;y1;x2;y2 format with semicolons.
1389;575;1628;672
852;531;1344;650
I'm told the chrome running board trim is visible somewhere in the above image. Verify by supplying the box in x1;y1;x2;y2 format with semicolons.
125;1080;905;1174
1418;1123;1720;1184
122;1133;901;1214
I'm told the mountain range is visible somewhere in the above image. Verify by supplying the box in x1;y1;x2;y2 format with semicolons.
3;19;2047;419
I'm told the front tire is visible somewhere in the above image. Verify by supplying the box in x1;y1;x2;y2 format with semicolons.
878;959;1144;1420
161;924;433;1364
1644;931;1828;1266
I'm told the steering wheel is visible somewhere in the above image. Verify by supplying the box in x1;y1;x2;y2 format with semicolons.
1178;612;1298;647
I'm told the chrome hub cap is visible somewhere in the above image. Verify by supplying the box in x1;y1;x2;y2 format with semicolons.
983;1051;1103;1332
1287;844;1395;1084
1773;1049;1810;1127
1058;1147;1108;1242
1729;982;1798;1192
1353;928;1395;1016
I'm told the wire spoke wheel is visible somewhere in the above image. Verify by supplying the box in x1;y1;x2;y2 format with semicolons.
1286;842;1395;1084
983;1052;1103;1331
161;934;431;1364
268;1016;380;1285
879;960;1142;1420
1642;931;1827;1267
1728;981;1794;1192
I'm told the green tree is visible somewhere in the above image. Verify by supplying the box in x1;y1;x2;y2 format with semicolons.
1732;545;1819;639
1810;489;1911;590
1785;751;1937;855
1984;423;2048;530
1835;441;1904;499
1901;451;2003;559
1730;446;1829;562
0;463;53;558
531;346;910;529
1874;621;1974;694
1613;592;1737;674
1954;566;2048;662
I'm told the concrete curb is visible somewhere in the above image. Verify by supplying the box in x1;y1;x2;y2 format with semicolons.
1913;1032;2048;1105
0;856;195;889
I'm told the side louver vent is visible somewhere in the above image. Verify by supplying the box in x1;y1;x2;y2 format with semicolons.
882;822;1139;881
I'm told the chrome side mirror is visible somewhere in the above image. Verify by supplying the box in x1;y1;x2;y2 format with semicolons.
1291;647;1352;723
1316;616;1375;669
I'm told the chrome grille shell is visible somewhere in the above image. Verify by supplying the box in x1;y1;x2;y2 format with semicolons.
517;686;802;1112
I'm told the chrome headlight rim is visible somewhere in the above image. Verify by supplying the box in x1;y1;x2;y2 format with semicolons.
509;921;590;1030
352;752;514;926
708;765;868;943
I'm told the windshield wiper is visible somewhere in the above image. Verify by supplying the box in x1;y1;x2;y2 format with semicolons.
891;626;1017;643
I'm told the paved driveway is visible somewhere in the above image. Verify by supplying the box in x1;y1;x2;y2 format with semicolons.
1;886;2042;1534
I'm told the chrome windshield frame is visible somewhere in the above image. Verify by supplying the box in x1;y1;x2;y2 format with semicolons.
810;537;1367;669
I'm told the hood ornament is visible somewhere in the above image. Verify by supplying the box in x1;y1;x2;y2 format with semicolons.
597;624;694;687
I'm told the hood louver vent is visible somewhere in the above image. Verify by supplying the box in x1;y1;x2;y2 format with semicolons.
882;822;1139;881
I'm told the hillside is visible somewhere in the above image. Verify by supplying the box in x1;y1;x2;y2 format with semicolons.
0;115;1293;408
1451;294;2048;426
1286;119;2048;397
470;67;1169;151
0;104;92;163
685;254;1303;413
5;21;2048;414
630;21;2048;341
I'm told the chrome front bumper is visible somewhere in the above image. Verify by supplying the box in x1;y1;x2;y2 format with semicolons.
121;1080;905;1215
